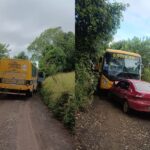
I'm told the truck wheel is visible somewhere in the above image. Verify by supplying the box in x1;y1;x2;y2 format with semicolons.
94;80;100;95
34;89;37;93
123;101;130;114
26;90;33;97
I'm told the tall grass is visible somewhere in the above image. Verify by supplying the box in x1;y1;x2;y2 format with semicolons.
43;72;75;100
41;72;75;130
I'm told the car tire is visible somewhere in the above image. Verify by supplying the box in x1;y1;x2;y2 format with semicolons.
107;92;112;100
123;101;130;114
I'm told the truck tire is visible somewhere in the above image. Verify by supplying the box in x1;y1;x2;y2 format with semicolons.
26;90;33;97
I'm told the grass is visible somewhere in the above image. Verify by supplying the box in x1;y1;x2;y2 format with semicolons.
43;72;75;100
142;68;150;82
41;72;75;130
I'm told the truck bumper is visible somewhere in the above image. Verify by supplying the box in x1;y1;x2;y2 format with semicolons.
0;84;33;95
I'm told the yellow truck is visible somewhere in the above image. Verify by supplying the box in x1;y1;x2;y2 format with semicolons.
0;58;38;96
97;49;142;90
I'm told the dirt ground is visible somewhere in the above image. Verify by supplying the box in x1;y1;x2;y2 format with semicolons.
75;96;150;150
0;94;74;150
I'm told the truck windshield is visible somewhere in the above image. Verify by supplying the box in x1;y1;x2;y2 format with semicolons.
103;52;141;79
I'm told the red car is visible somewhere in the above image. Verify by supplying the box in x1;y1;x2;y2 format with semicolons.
109;79;150;113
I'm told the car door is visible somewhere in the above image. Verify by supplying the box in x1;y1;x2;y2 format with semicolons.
115;81;130;101
112;81;123;101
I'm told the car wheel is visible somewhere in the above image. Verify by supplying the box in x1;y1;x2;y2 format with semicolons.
107;92;112;100
123;101;130;113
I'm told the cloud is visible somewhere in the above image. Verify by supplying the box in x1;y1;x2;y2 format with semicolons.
113;0;150;41
0;0;74;56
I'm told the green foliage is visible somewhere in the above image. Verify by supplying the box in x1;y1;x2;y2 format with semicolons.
28;27;75;75
53;93;75;129
42;72;75;100
142;68;150;82
110;37;150;67
75;54;97;109
14;51;29;60
39;46;66;75
0;43;9;58
41;72;75;130
76;0;127;54
75;0;127;108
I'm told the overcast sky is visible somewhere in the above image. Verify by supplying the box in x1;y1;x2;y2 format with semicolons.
1;0;149;56
0;0;74;56
114;0;150;41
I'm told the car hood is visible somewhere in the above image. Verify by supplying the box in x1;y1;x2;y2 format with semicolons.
136;91;150;99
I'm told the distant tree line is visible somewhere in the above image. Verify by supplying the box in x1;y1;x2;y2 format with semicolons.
110;37;150;67
0;43;9;58
14;51;29;60
0;43;29;60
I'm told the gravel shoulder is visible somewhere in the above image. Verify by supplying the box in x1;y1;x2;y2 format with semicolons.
75;95;150;150
0;94;74;150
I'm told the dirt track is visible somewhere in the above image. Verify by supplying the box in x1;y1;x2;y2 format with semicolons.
0;94;74;150
76;96;150;150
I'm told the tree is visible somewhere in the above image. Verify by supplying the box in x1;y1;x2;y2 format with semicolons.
14;51;29;60
75;0;127;107
0;43;9;58
28;27;75;75
76;0;127;56
110;37;150;67
39;45;66;75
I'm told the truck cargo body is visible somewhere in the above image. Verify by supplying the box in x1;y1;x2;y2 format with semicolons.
0;58;38;96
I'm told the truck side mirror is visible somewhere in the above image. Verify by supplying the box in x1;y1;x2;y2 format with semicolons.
113;81;119;87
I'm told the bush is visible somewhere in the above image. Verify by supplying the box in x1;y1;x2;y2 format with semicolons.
142;68;150;82
75;55;98;110
53;93;75;129
41;72;75;130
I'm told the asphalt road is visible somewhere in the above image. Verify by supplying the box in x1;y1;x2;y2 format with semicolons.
0;94;74;150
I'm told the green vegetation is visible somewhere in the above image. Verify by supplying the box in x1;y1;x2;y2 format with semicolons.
0;43;9;58
75;0;127;109
41;72;75;130
142;68;150;82
110;37;150;82
28;27;76;130
28;27;75;76
14;51;29;60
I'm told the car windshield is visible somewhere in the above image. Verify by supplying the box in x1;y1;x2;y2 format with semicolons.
134;82;150;92
103;52;141;79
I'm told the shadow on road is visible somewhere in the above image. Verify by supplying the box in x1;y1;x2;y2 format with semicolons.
0;94;29;101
